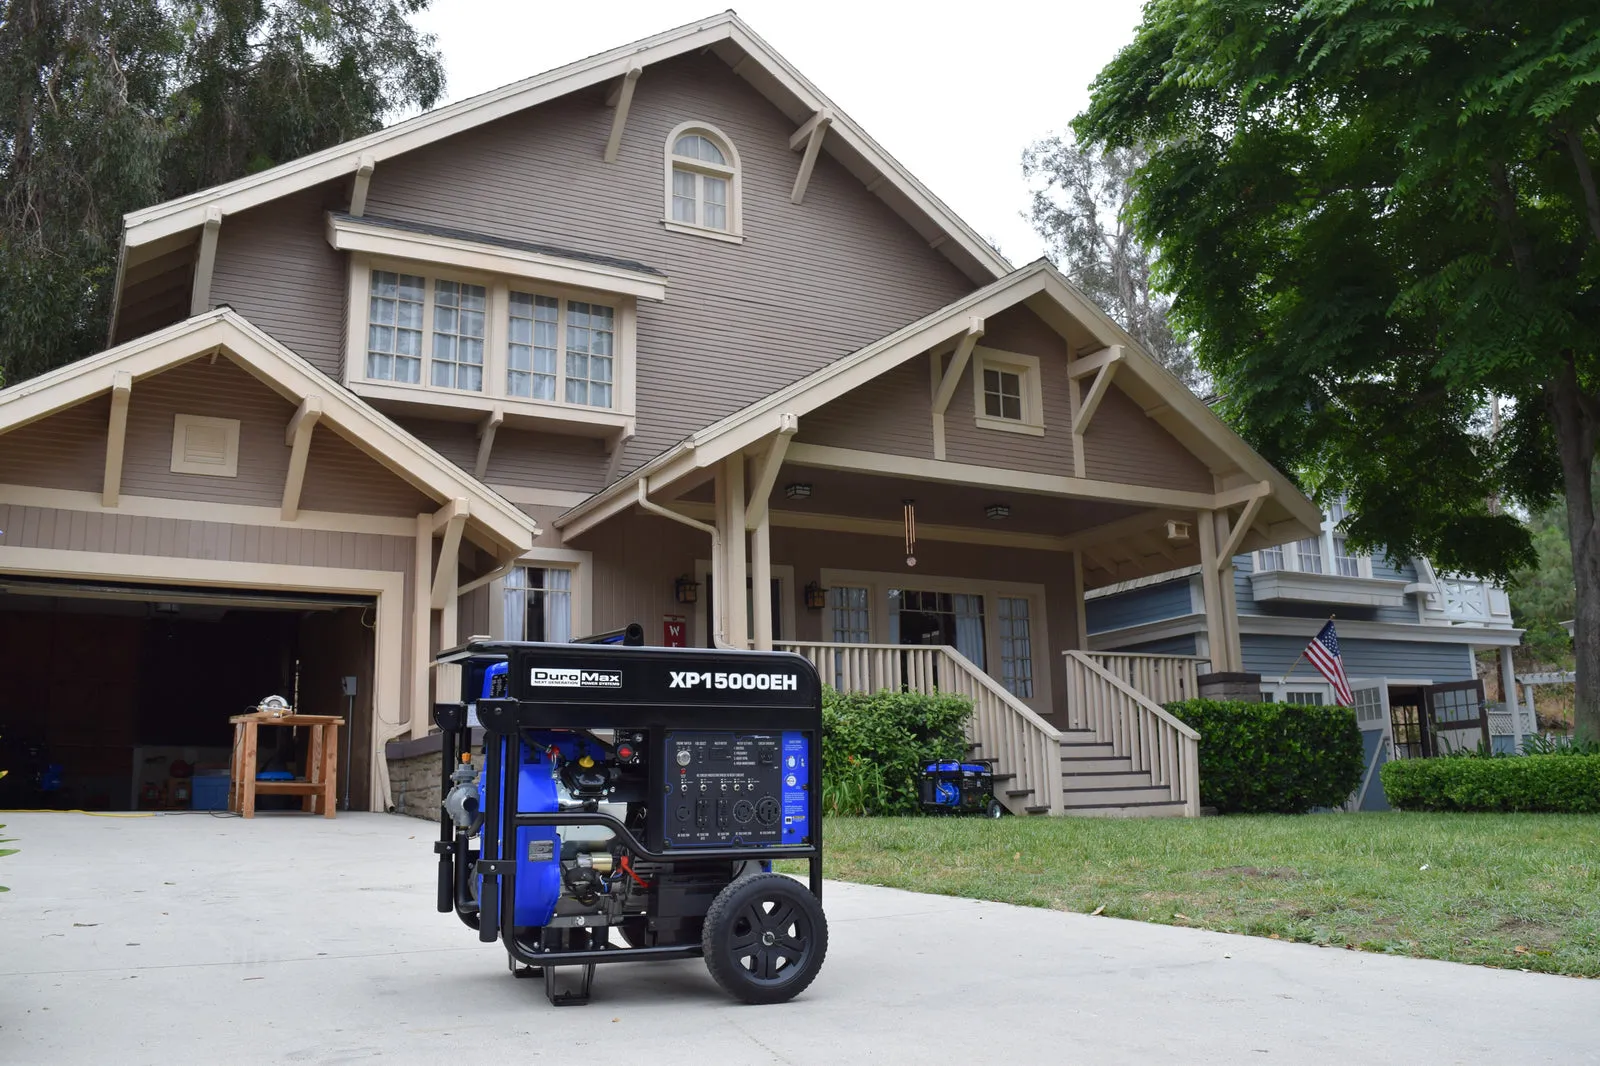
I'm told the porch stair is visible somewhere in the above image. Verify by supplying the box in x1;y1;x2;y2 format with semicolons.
776;643;1201;817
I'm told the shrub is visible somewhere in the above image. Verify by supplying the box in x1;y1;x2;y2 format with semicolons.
1164;698;1365;814
821;689;971;816
1380;753;1600;813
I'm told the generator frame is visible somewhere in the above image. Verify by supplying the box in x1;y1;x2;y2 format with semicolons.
431;639;824;1005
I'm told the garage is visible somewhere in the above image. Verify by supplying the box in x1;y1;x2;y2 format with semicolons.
0;576;376;812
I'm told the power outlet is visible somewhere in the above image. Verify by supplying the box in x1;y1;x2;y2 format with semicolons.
340;676;358;696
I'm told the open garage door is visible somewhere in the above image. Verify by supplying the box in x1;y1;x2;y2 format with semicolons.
0;576;375;812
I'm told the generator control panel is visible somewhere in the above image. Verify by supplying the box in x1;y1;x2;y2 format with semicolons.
662;730;810;848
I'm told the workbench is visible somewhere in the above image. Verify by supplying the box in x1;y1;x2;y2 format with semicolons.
228;713;343;818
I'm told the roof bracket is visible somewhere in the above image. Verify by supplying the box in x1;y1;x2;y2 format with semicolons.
789;109;832;204
189;207;223;317
930;317;984;460
744;413;798;529
102;371;133;508
431;498;471;609
474;404;504;480
350;154;377;217
281;394;324;521
1071;345;1123;476
603;65;643;164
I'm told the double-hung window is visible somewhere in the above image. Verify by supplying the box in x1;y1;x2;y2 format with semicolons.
997;596;1035;699
664;123;741;239
504;567;572;643
506;294;614;408
430;280;486;391
365;270;485;392
367;271;425;383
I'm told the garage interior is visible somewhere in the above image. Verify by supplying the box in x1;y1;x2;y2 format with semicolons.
0;577;375;812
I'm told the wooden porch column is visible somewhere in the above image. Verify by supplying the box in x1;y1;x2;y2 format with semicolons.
1212;509;1244;673
1196;509;1234;673
1499;646;1524;752
716;457;749;648
751;508;773;651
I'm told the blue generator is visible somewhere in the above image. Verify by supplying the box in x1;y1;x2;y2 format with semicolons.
919;760;1003;819
433;631;827;1006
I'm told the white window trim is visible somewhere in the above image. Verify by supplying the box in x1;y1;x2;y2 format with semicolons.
662;121;744;242
971;347;1045;436
169;414;241;477
343;252;637;439
1253;503;1373;579
488;547;592;642
819;566;1053;715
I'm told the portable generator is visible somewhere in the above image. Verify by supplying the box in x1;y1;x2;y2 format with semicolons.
919;760;1003;819
431;632;827;1006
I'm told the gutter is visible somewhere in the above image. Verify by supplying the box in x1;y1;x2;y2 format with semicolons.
632;480;734;649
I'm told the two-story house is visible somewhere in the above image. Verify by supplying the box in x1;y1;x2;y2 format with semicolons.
1087;496;1527;808
0;13;1325;818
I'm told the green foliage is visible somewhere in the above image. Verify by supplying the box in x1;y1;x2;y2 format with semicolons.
0;0;445;384
1509;502;1576;664
1381;753;1600;813
820;689;971;816
1166;699;1365;814
1520;733;1600;757
1074;1;1600;741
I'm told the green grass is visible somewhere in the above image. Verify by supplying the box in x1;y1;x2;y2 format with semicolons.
782;813;1600;977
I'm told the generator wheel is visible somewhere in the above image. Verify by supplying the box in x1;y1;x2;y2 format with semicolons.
701;873;827;1005
985;797;1004;819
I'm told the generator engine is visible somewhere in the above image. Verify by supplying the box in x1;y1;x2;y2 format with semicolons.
432;637;826;1007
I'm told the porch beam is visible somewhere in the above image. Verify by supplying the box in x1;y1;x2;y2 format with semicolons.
672;500;1075;552
785;442;1222;511
430;500;469;610
473;404;504;480
789;109;832;204
603;65;643;164
281;394;323;521
102;371;133;507
189;207;223;317
744;412;797;530
349;154;376;217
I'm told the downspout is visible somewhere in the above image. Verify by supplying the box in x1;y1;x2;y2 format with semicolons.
636;480;734;649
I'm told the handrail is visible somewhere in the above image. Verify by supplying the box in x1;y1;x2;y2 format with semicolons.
776;641;1065;815
1063;650;1201;816
1084;651;1209;708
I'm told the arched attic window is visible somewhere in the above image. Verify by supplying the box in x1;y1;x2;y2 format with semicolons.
664;122;741;241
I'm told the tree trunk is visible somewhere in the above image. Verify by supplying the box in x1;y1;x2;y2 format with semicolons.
1546;364;1600;742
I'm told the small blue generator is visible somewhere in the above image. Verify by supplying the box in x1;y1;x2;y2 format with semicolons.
432;630;827;1006
919;760;1003;819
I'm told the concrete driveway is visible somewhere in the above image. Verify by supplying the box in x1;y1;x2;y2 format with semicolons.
1;812;1595;1065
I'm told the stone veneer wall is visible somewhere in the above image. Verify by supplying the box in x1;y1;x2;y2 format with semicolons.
388;751;447;819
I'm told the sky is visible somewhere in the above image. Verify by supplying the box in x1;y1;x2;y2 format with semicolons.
410;0;1148;266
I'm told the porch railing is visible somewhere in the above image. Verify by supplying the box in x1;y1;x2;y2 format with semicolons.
1063;650;1201;816
1083;652;1210;707
776;641;1065;815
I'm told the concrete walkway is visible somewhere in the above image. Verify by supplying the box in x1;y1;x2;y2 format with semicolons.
0;812;1595;1065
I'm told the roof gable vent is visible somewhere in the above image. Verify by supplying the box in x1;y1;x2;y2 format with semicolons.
170;414;241;477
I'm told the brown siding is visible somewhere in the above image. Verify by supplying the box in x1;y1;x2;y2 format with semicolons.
581;510;714;637
120;356;295;506
398;419;611;496
1082;388;1214;492
1;397;110;493
943;305;1077;476
797;359;934;458
210;185;351;377
299;430;435;517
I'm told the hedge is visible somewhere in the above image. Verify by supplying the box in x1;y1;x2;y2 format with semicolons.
1380;754;1600;813
821;689;971;816
1164;699;1365;814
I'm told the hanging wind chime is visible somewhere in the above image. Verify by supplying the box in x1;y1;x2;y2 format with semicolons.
903;498;917;568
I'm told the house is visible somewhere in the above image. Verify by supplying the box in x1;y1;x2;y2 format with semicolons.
0;12;1325;819
1086;495;1527;809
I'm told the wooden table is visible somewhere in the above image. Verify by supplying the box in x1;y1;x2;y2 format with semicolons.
228;713;343;818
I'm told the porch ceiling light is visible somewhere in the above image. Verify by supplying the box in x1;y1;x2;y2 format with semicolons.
985;504;1010;521
785;483;812;500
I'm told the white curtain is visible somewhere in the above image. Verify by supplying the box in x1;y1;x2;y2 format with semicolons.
504;567;572;642
953;594;985;667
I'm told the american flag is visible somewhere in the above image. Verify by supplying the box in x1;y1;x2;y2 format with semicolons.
1304;621;1353;706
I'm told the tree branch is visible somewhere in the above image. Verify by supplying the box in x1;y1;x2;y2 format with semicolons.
1564;126;1600;246
1488;162;1536;284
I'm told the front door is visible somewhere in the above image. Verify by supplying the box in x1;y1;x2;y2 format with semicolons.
1348;682;1393;811
889;589;986;666
1388;686;1430;759
1424;679;1490;755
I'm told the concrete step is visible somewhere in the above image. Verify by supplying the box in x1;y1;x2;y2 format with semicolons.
1059;770;1153;789
1059;784;1177;806
1059;801;1190;818
1060;755;1134;773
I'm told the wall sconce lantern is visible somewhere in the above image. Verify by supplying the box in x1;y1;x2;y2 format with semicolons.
985;504;1010;521
804;581;828;610
673;575;700;604
785;483;813;500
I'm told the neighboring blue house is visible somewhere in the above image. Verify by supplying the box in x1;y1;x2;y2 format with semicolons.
1086;498;1528;809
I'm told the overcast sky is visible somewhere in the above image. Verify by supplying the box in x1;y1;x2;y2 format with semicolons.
411;1;1147;265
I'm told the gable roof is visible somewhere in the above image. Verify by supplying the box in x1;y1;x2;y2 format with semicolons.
556;260;1324;541
118;11;1011;284
0;309;539;558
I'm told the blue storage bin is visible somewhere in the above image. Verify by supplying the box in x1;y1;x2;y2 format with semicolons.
191;774;230;811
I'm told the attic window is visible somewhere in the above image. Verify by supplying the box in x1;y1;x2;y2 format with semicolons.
972;348;1044;436
170;414;240;477
663;122;742;242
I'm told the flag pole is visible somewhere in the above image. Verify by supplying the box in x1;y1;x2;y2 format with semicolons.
1280;613;1336;684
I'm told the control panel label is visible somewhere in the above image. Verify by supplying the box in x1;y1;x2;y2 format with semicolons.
663;731;809;848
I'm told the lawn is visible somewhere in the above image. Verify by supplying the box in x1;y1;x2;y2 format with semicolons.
786;812;1600;977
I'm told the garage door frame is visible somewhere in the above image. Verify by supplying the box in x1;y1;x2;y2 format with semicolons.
0;544;403;811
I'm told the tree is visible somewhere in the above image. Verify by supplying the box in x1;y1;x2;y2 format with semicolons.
1023;137;1200;388
1511;502;1576;665
0;0;444;385
1075;1;1600;742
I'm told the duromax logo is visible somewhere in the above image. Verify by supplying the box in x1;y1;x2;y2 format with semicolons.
530;668;622;689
